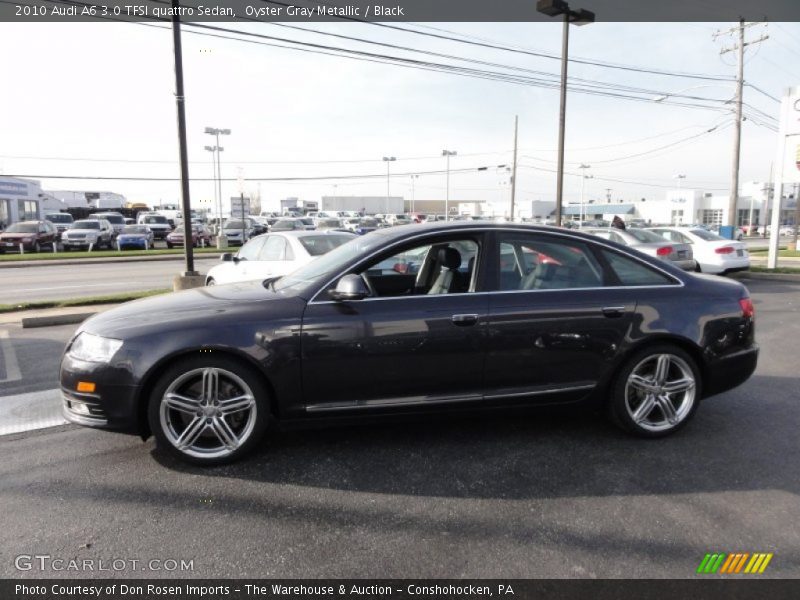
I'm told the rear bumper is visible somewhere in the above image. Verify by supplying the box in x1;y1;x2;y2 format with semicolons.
703;344;759;397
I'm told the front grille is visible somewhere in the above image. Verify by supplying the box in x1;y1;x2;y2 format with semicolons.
67;234;87;240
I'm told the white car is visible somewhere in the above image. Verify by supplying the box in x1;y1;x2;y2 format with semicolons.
647;227;750;275
205;230;356;286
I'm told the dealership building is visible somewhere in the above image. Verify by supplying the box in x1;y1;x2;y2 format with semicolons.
0;176;47;228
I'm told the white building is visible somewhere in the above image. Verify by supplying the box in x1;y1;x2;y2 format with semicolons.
47;190;126;209
0;176;45;228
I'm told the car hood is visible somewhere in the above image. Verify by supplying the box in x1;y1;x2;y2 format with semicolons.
80;280;304;339
118;233;148;239
0;232;33;239
65;228;100;234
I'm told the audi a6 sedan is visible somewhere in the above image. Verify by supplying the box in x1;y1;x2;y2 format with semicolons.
60;223;758;465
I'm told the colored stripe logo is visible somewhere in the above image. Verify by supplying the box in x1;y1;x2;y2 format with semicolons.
697;552;773;574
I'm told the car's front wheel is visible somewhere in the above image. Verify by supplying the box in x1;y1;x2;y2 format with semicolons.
609;345;701;437
148;356;269;465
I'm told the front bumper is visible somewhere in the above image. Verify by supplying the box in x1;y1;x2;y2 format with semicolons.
118;239;148;248
60;353;142;434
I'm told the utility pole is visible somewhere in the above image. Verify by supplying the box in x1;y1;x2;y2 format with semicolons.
605;188;612;203
510;115;519;222
716;20;768;228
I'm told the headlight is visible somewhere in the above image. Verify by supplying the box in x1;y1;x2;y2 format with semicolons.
68;332;123;363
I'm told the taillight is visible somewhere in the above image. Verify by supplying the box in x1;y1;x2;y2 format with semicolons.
715;246;735;254
656;246;673;257
739;298;755;319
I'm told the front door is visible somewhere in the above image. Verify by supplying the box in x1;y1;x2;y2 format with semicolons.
301;234;489;412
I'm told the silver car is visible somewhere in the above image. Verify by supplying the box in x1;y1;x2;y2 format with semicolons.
584;227;695;271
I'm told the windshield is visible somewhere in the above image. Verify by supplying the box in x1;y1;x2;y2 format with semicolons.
225;220;245;229
626;228;666;243
271;220;296;231
123;226;148;234
691;229;726;242
46;213;72;223
298;234;354;256
142;215;167;224
274;234;381;294
5;223;38;233
72;220;100;229
97;214;124;224
360;219;379;227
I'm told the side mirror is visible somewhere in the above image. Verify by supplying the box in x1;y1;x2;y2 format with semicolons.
220;252;234;262
328;274;370;301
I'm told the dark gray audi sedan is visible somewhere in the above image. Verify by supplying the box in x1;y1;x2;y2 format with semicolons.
60;222;758;465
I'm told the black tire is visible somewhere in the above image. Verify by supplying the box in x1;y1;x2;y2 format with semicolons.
33;241;41;253
147;355;270;466
166;243;173;249
694;261;702;273
62;245;70;251
608;344;702;438
206;277;215;286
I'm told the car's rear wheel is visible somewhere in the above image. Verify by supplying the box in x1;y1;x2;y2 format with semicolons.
148;356;269;465
33;241;41;253
206;277;215;286
609;345;701;438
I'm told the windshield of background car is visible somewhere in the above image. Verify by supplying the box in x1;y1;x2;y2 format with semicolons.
142;216;167;224
690;229;726;242
99;214;124;224
225;220;245;229
4;223;38;233
360;219;379;227
46;214;72;223
298;234;354;256
72;220;100;229
123;226;148;234
273;234;379;293
271;220;296;231
626;228;667;243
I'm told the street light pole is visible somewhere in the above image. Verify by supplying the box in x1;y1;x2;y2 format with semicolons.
382;156;396;215
578;163;590;228
442;150;457;221
204;145;218;225
410;174;419;214
536;0;594;228
205;127;230;247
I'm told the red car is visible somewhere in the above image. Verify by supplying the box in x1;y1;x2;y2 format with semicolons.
165;224;212;248
0;220;58;253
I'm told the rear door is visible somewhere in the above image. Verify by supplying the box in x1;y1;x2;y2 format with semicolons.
483;231;636;404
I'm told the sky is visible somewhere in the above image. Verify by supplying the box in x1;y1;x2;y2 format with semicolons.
0;17;798;214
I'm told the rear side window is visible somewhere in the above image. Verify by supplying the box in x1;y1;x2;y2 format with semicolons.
601;250;676;286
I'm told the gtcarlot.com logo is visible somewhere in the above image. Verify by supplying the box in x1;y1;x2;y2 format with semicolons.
697;552;773;574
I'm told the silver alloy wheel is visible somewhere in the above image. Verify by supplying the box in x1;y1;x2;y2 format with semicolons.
159;367;257;459
624;353;696;433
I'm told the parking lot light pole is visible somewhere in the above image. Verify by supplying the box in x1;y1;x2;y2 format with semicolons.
382;156;396;215
536;0;595;227
578;164;591;227
205;127;230;247
204;145;218;226
442;150;457;221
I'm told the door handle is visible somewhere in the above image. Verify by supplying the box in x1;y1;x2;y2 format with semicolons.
601;306;626;318
452;314;479;326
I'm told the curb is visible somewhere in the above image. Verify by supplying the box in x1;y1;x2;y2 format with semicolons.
20;312;98;329
730;271;800;283
0;253;221;269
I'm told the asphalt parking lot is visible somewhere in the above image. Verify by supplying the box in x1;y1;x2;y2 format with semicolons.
0;278;798;579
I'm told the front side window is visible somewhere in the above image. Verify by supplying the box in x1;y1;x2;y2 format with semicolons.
495;234;604;291
357;238;480;297
237;236;267;261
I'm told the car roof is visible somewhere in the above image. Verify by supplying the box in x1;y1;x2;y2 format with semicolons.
270;230;356;238
366;220;609;242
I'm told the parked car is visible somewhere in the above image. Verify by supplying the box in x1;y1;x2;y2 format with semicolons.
351;217;381;235
166;224;212;248
0;220;58;253
205;230;356;286
315;218;346;231
648;227;750;274
221;219;255;246
710;224;744;241
137;213;173;240
584;227;695;271
271;218;316;232
117;225;154;250
386;213;412;226
123;218;136;226
44;212;74;234
61;219;115;250
91;212;126;237
60;223;758;465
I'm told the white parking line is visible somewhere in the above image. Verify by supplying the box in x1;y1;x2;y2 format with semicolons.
0;388;66;436
0;330;22;383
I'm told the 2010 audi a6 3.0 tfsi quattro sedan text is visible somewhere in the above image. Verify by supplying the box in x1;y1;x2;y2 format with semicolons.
60;222;758;465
